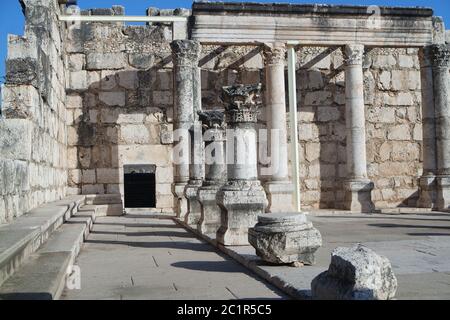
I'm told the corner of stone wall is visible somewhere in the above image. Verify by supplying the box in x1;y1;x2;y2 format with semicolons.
0;0;68;224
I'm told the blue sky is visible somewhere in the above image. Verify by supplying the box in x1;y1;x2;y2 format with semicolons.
0;0;449;82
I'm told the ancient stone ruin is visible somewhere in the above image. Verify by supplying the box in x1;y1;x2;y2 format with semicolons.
311;244;398;300
248;213;322;265
0;0;449;300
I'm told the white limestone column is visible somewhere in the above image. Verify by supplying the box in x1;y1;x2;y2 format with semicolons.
263;42;294;212
216;84;268;246
170;40;201;220
417;46;437;208
342;44;375;213
197;112;227;235
184;64;205;226
431;44;450;210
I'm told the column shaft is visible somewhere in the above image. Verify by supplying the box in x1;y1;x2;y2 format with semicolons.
342;44;374;213
263;42;293;213
417;46;437;208
431;44;450;210
170;40;201;219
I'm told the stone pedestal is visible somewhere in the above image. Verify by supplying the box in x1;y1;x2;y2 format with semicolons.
262;42;293;212
248;213;322;265
437;177;450;211
184;181;202;226
197;112;227;235
170;40;202;219
417;176;437;209
216;84;268;246
430;44;450;211
173;183;188;220
342;44;374;213
217;181;268;246
343;180;375;213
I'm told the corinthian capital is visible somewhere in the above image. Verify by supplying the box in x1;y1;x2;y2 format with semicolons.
170;40;202;67
344;44;365;66
430;44;450;69
263;42;287;66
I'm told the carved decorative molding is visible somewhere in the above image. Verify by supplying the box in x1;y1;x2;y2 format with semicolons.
221;84;262;124
170;40;201;67
198;110;225;130
430;44;450;68
191;3;441;47
344;44;365;66
263;43;287;66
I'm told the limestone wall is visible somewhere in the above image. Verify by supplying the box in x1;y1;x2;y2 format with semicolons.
0;2;424;218
65;9;424;211
0;0;68;224
199;46;423;209
65;7;179;212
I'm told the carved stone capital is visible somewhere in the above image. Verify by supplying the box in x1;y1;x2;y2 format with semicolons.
221;84;262;124
344;44;365;66
170;40;202;67
263;42;286;66
430;44;450;69
198;110;225;130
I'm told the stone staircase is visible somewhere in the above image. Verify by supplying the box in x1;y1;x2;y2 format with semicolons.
0;194;122;300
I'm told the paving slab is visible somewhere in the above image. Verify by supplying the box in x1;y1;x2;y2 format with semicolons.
180;212;450;300
61;216;287;300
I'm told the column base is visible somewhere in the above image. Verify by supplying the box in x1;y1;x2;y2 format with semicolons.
264;181;294;213
417;175;437;209
197;185;222;235
216;181;268;246
173;183;188;220
342;180;375;213
184;181;202;226
436;176;450;211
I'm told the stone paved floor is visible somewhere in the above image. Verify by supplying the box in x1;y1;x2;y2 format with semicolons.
61;215;287;300
220;210;450;300
310;211;450;300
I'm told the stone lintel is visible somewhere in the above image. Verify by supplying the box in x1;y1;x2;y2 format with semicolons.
192;2;433;17
192;3;437;47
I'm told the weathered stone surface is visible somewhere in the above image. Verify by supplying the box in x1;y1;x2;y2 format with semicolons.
311;244;398;300
217;182;268;246
0;119;32;161
86;53;126;70
99;91;126;107
249;213;322;265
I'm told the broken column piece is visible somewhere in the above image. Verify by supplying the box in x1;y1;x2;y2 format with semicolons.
248;213;322;265
311;244;398;300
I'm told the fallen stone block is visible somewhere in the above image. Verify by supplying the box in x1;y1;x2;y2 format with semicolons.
311;244;398;300
248;213;322;265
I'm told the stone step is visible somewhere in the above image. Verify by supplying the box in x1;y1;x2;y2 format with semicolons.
0;195;85;286
79;204;123;217
85;194;122;205
0;208;96;300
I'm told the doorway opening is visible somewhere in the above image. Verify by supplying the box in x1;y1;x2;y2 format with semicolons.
124;164;156;208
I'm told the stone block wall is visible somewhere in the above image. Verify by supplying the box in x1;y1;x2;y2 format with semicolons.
0;2;428;221
65;8;177;212
199;45;423;209
0;0;68;224
296;47;422;209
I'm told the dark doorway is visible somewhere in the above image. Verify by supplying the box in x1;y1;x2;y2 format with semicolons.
124;165;156;208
